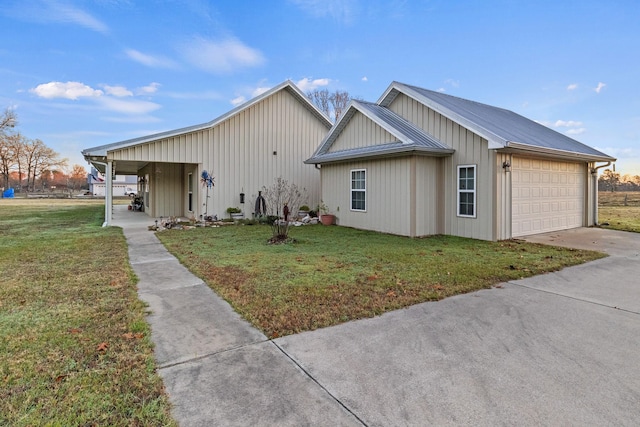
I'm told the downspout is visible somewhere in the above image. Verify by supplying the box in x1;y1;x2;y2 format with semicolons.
89;159;113;227
591;161;611;226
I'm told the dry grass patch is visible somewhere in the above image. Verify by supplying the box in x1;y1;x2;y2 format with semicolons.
158;225;605;338
0;199;175;427
598;191;640;233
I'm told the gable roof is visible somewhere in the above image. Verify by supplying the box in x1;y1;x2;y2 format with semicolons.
305;100;454;164
378;82;615;162
82;80;332;159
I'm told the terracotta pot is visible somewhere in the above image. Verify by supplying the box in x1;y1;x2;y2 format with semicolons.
320;214;335;225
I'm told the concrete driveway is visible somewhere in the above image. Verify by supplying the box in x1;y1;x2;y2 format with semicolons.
116;203;639;427
276;228;640;426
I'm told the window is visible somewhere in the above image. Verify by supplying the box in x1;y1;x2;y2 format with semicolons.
351;169;366;211
457;165;476;217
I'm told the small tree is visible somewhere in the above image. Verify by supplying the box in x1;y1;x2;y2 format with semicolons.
262;177;305;242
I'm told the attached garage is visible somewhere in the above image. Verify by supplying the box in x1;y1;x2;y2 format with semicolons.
511;157;586;237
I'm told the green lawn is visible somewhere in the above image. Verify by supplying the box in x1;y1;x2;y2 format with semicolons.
157;224;606;338
0;200;176;427
598;191;640;233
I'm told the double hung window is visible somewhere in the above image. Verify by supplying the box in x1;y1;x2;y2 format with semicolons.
457;165;476;217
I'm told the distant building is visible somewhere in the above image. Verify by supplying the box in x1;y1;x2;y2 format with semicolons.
88;167;138;196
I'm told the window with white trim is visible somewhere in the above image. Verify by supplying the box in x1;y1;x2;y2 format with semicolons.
351;169;366;211
457;165;476;217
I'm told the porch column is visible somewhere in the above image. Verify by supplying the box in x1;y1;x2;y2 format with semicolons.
104;160;113;226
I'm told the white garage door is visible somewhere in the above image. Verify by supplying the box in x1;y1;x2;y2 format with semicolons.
512;157;585;237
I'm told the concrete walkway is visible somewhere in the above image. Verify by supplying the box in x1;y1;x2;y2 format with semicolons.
114;206;640;426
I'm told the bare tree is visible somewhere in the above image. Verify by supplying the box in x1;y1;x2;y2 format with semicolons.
0;135;16;189
68;164;88;192
0;109;17;189
0;108;17;132
21;138;67;192
307;89;331;118
261;177;305;242
307;89;353;122
331;90;351;122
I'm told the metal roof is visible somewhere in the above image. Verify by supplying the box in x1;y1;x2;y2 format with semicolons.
306;100;453;164
378;82;615;161
82;80;332;159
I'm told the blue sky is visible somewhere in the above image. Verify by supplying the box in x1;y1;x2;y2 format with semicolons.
1;0;639;174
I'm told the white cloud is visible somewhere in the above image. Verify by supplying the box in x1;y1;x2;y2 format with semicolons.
436;88;446;93
566;128;586;135
31;81;103;100
289;0;356;23
595;82;606;93
102;85;132;97
554;120;583;128
252;87;270;97
567;83;578;90
230;96;246;106
96;97;161;115
53;2;109;34
7;1;109;33
361;76;368;82
30;80;162;115
181;37;265;74
444;78;459;88
295;77;330;92
136;82;161;95
125;49;177;69
165;90;222;100
102;115;162;124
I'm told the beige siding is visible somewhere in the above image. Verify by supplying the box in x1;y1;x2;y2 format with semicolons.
322;158;412;236
329;112;399;153
109;89;327;219
495;152;513;240
388;94;496;240
414;156;441;236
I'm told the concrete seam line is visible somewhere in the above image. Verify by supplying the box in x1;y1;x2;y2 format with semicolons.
506;281;640;315
137;281;205;291
270;340;369;427
130;257;180;265
157;339;271;370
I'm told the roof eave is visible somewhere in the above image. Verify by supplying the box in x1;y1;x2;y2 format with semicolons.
501;141;617;162
305;146;454;165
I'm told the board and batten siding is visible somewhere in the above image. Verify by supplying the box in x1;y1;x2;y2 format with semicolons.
387;93;496;240
322;158;412;236
328;112;399;153
109;88;328;219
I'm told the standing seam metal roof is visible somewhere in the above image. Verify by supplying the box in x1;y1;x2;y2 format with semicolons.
386;82;614;160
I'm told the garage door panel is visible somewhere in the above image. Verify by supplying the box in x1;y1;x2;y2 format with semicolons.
512;157;585;237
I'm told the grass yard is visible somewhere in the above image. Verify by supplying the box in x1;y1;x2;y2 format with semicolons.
157;224;605;338
0;199;176;427
598;191;640;233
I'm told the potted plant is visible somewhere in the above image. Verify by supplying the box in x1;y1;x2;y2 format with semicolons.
298;204;310;218
226;206;244;220
318;201;335;225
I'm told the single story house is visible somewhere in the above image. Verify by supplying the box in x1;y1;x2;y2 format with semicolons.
305;81;615;241
83;80;332;225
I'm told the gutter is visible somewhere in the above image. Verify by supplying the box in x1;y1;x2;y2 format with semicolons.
591;161;612;226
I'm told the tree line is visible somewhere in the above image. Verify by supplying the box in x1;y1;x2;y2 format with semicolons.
598;169;640;192
0;108;87;193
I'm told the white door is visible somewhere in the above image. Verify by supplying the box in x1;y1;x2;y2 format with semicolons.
512;157;585;237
